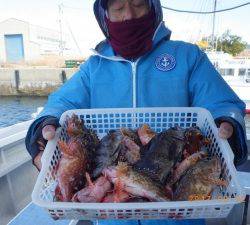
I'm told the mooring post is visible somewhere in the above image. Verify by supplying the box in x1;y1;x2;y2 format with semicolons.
14;70;20;91
60;70;67;84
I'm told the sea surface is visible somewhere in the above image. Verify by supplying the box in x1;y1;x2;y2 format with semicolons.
0;96;47;128
0;96;249;135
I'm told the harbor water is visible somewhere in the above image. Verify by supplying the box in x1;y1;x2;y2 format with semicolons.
0;96;47;128
0;96;249;133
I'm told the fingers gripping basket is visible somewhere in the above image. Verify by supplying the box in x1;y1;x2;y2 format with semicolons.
32;107;245;221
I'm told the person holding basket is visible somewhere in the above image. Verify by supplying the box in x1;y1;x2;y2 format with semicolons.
26;0;248;224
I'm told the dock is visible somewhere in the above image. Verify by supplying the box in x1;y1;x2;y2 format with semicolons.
0;68;77;96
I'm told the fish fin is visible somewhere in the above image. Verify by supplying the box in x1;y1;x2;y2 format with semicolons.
134;167;161;184
86;172;95;188
120;128;126;137
57;141;71;156
54;185;63;201
208;177;228;187
110;143;123;159
203;138;211;145
117;162;129;176
114;178;124;203
168;142;177;161
165;185;173;200
71;193;79;202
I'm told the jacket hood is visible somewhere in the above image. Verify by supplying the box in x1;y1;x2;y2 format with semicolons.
94;0;163;38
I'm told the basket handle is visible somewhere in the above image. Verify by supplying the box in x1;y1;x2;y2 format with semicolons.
237;171;250;195
41;128;61;166
223;139;235;163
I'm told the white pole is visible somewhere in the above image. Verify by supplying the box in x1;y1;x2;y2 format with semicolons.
58;3;64;56
211;0;217;51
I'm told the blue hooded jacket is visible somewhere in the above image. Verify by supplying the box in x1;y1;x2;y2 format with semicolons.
26;0;247;167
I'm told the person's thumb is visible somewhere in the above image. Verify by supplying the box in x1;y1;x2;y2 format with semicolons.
42;125;56;140
218;122;233;139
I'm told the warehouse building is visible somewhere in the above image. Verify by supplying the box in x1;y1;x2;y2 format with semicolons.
0;18;69;63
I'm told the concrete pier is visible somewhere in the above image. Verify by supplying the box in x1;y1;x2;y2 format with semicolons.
0;68;77;96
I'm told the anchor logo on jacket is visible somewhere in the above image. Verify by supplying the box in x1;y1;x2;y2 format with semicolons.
155;53;176;72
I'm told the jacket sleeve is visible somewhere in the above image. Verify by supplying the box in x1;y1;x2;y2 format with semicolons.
25;116;59;163
188;46;247;165
25;61;91;162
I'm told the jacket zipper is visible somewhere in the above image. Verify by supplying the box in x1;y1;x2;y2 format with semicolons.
92;49;141;108
131;61;139;108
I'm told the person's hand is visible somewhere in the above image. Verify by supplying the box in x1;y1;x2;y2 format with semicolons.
34;125;56;170
218;122;234;139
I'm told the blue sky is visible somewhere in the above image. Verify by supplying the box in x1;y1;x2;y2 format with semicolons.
0;0;249;57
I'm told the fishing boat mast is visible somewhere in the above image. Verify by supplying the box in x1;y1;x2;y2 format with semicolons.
211;0;218;51
58;3;64;56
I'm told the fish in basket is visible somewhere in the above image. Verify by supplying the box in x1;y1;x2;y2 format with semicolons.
32;108;245;220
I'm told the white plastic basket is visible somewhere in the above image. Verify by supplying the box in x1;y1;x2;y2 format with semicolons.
32;107;245;221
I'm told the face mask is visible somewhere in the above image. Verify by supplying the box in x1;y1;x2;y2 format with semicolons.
105;9;156;60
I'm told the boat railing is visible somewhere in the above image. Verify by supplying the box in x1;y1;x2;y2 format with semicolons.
0;120;38;225
0;120;32;177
